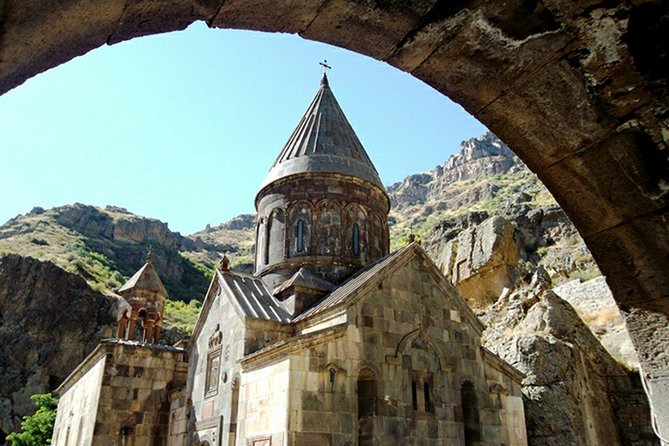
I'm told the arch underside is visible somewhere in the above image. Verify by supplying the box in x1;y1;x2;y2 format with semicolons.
0;0;667;398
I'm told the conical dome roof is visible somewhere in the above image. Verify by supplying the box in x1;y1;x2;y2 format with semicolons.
258;74;384;192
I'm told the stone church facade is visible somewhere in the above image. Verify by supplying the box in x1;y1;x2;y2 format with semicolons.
52;74;527;446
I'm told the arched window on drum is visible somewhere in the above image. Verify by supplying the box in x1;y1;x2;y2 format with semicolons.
267;208;285;263
255;218;267;267
289;203;312;257
346;205;366;259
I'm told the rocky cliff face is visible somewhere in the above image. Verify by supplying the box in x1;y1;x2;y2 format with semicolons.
0;204;211;303
388;134;598;284
387;132;519;209
481;274;655;445
0;254;118;438
188;214;256;274
554;277;639;369
437;215;519;309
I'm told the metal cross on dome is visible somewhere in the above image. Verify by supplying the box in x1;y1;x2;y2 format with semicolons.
319;59;332;74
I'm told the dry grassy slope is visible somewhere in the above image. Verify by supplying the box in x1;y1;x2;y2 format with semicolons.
185;214;256;274
0;206;257;332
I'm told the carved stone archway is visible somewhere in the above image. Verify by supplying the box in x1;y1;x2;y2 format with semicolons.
0;0;667;432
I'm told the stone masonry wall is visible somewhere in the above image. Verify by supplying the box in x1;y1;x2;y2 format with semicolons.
52;355;106;445
189;284;246;446
270;254;526;446
239;358;291;446
483;354;528;446
256;174;390;288
92;341;187;445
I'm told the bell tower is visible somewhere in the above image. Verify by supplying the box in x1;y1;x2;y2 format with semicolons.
254;73;390;291
116;249;168;344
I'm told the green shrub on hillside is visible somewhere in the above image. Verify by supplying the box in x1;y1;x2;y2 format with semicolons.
164;299;202;334
7;393;57;446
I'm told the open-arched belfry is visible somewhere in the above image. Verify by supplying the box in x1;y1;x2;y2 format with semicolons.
2;0;667;436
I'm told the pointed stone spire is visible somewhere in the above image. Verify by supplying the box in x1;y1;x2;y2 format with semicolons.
258;75;384;192
117;251;168;344
254;74;390;289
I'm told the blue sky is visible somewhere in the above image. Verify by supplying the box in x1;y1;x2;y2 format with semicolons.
0;22;487;235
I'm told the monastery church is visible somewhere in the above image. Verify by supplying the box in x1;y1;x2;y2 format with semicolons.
52;73;528;446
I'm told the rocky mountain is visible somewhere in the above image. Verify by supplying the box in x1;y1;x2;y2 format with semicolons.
188;213;256;274
0;254;117;439
0;204;212;303
387;134;597;285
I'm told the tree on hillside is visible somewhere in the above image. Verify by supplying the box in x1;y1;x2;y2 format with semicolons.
7;393;57;446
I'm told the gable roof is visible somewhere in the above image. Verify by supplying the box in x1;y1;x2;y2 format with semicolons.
273;266;335;296
190;269;291;345
293;242;485;335
118;261;168;297
218;270;291;323
292;247;409;322
258;74;384;193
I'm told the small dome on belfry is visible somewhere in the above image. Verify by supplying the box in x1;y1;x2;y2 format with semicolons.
254;72;390;290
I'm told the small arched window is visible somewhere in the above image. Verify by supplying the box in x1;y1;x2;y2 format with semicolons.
264;218;271;265
352;223;360;256
296;220;305;253
289;203;312;257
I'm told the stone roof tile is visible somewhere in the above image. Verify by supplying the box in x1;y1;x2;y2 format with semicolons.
217;270;291;323
273;267;335;296
118;261;168;297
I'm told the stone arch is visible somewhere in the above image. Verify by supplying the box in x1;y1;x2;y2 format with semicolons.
287;201;313;257
314;200;342;256
267;207;286;263
353;361;381;380
1;0;668;416
393;329;449;372
255;217;267;268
